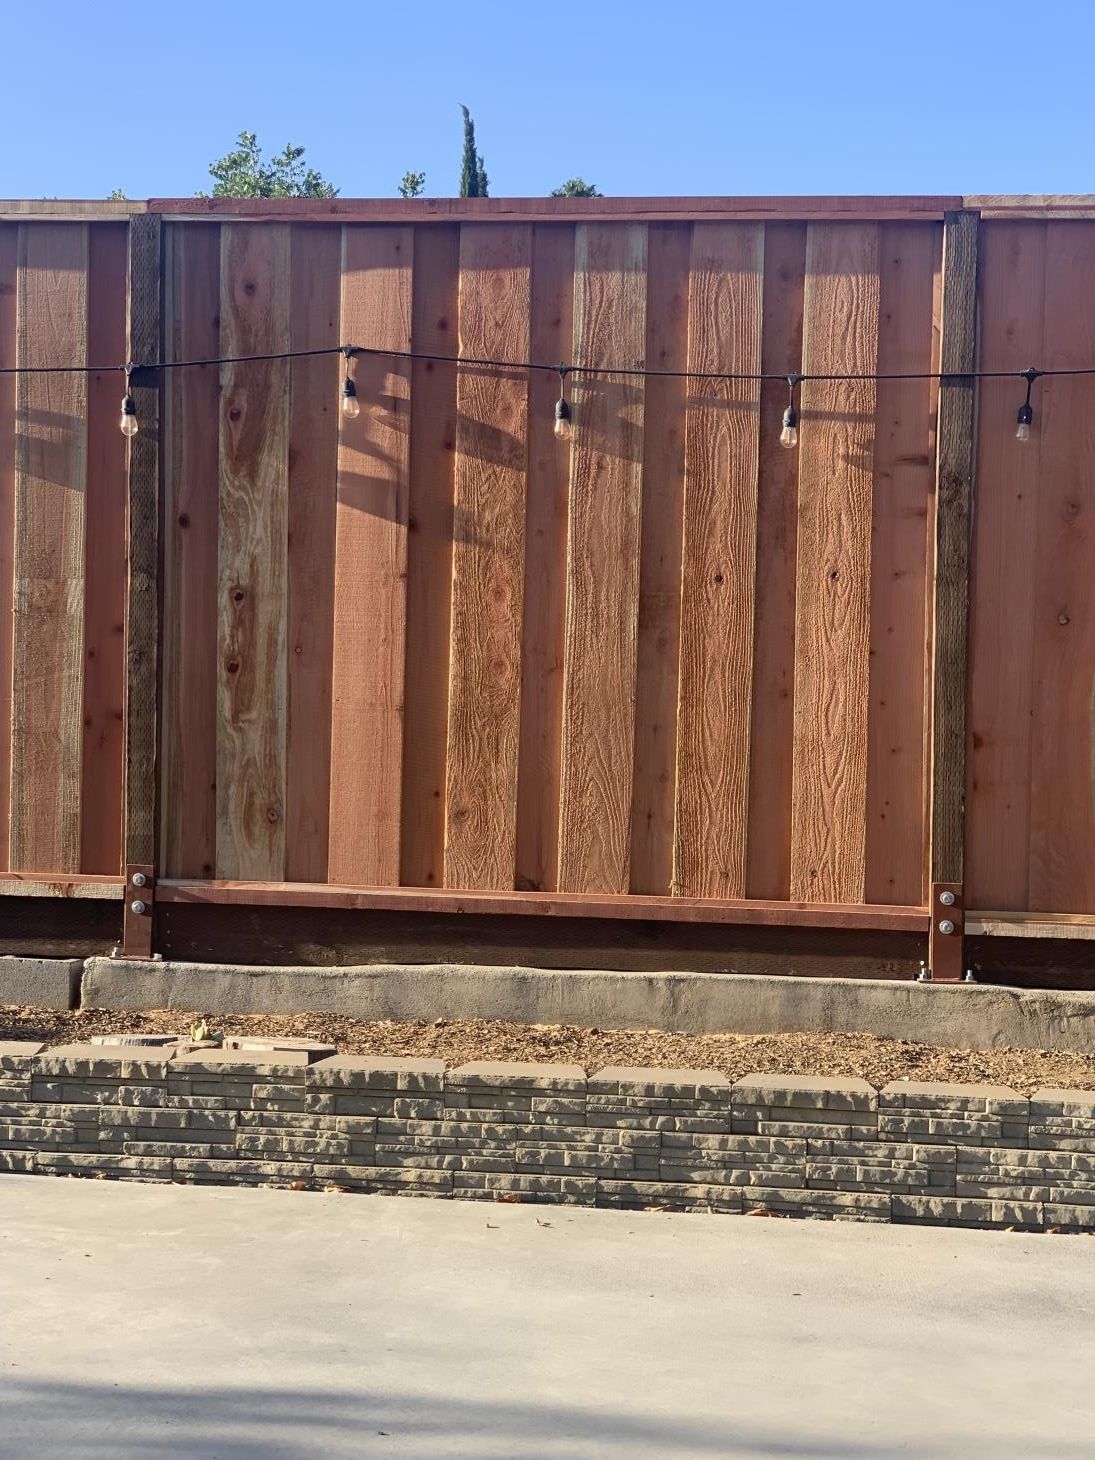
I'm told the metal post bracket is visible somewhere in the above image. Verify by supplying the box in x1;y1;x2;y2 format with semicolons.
928;881;965;982
113;864;158;960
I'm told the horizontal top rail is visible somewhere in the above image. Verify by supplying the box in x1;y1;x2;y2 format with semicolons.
1;197;962;225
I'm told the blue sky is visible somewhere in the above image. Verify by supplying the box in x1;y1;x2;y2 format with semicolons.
1;0;1092;199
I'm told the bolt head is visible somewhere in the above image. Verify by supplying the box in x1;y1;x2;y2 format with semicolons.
938;889;955;906
130;900;147;916
938;918;955;935
131;872;147;888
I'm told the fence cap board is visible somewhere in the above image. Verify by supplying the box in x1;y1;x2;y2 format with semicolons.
146;195;963;223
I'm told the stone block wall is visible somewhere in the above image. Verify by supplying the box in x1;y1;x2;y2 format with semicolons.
2;1042;1094;1230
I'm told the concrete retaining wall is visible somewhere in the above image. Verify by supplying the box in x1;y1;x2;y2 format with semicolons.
81;958;1095;1054
2;1041;1093;1231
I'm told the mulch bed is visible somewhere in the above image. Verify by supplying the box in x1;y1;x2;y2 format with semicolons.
3;1006;1095;1095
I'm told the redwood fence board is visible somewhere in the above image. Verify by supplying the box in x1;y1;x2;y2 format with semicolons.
11;222;89;873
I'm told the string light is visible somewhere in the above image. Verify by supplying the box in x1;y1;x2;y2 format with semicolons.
341;347;360;420
1016;367;1040;444
779;375;800;450
3;344;1090;452
553;365;572;441
119;367;138;438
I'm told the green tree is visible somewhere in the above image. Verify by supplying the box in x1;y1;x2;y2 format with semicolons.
551;177;602;197
459;105;489;198
399;171;426;198
206;131;338;198
107;188;127;200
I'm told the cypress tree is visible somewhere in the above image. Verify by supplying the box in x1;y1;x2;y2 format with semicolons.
459;105;489;198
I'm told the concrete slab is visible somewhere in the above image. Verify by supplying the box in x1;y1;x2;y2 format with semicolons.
0;1174;1092;1458
80;958;1095;1055
0;955;81;1010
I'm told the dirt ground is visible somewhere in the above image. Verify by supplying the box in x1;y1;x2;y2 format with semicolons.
3;1005;1095;1094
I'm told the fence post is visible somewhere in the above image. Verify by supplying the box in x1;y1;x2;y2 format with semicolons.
118;211;162;959
928;209;979;981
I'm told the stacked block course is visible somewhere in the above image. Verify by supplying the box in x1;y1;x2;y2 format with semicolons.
2;1042;1093;1230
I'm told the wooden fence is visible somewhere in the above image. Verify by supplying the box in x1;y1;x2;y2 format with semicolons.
1;195;1094;973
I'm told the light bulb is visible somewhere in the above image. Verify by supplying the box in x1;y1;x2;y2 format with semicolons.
1015;421;1031;443
1015;402;1033;443
779;406;798;450
341;378;360;419
554;396;571;440
119;393;138;438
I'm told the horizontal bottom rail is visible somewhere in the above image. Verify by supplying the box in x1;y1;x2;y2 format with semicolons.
156;880;929;933
0;873;125;899
968;911;1095;940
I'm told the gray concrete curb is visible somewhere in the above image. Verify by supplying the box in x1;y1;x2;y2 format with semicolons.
80;958;1095;1054
0;956;83;1010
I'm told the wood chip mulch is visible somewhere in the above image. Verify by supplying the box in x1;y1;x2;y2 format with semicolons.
3;1006;1095;1094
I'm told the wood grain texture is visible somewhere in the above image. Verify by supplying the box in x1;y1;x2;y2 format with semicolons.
865;222;940;905
673;223;764;898
746;222;806;899
400;224;459;889
966;222;1046;910
1027;222;1095;913
515;223;575;892
789;224;880;903
123;213;161;872
217;223;291;879
327;225;412;885
557;223;648;894
928;211;978;891
285;225;340;882
160;222;220;878
10;222;88;872
0;226;16;871
81;223;128;874
629;222;690;895
443;225;531;889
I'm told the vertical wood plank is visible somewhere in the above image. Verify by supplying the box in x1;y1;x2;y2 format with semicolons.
444;224;532;889
789;224;880;903
11;223;88;872
966;222;1045;909
327;225;412;885
865;222;940;905
123;214;162;875
515;223;574;892
0;226;17;871
400;224;459;888
557;223;647;894
160;222;221;878
745;222;806;900
1027;222;1095;912
81;223;128;874
629;222;689;895
217;223;291;879
285;225;340;882
673;222;764;898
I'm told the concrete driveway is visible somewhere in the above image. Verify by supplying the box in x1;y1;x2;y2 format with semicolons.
1;1175;1092;1458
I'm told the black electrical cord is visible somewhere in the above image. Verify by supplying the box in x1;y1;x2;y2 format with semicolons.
0;343;1091;386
